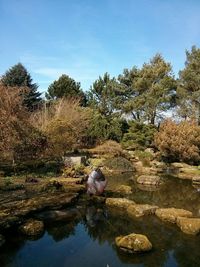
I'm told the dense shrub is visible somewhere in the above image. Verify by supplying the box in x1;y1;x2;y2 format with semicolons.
89;140;125;157
155;119;200;164
87;111;127;144
121;121;157;150
14;128;47;160
0;84;46;161
32;98;91;157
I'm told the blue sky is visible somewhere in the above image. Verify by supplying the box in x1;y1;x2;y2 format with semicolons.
0;0;200;95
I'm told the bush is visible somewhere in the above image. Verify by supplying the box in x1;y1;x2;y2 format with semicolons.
87;111;127;144
155;119;200;164
134;150;154;167
32;98;91;157
89;140;125;157
14;128;47;161
121;121;157;150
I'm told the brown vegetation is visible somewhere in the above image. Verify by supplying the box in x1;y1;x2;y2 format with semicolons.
155;119;200;164
31;98;91;157
0;84;28;160
0;84;47;161
89;140;125;157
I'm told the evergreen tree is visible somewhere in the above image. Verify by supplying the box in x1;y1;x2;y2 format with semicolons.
87;73;126;142
87;72;120;116
177;46;200;124
45;74;86;105
119;54;177;125
1;63;42;110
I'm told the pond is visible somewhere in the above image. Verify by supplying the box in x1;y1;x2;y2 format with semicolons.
0;174;200;267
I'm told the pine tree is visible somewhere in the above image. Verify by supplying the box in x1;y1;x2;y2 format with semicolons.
45;74;86;105
1;63;42;110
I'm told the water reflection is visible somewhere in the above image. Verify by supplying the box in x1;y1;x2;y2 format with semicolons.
0;174;200;267
107;174;200;216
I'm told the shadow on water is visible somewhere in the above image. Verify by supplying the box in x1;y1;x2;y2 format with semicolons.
0;174;200;267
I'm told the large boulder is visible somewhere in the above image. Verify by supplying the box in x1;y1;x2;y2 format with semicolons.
155;208;193;223
0;234;5;247
127;204;158;218
177;217;200;235
115;233;152;253
19;220;44;236
137;175;162;186
106;198;135;209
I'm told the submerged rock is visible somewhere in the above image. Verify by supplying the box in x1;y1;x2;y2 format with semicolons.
0;234;5;247
127;204;158;218
155;208;193;223
115;233;152;253
176;217;200;235
136;184;160;192
137;175;162;186
106;198;135;209
19;219;44;236
115;185;132;194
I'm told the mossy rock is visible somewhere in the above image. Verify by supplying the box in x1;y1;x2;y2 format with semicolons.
104;157;134;172
19;219;44;236
116;233;152;253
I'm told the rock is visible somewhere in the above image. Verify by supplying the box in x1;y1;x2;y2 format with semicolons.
115;233;152;253
170;162;186;169
19;220;44;236
127;204;158;218
106;198;135;209
0;234;5;247
176;217;200;235
137;184;160;192
137;175;162;186
192;176;200;185
155;208;193;223
63;156;87;166
115;185;132;194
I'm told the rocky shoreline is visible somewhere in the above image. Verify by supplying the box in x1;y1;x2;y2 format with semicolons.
1;156;200;253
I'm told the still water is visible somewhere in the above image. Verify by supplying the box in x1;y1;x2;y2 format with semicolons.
1;174;200;267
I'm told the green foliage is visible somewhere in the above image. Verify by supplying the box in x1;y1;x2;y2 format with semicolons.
87;110;126;143
87;72;122;116
122;121;157;150
87;73;128;143
45;74;86;105
155;119;200;164
1;63;42;110
103;156;134;171
177;46;200;123
133;150;154;167
119;54;177;125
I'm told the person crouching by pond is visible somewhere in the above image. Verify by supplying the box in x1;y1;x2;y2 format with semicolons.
86;167;107;196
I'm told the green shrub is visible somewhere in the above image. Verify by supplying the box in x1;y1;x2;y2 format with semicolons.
121;121;157;150
134;150;154;167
